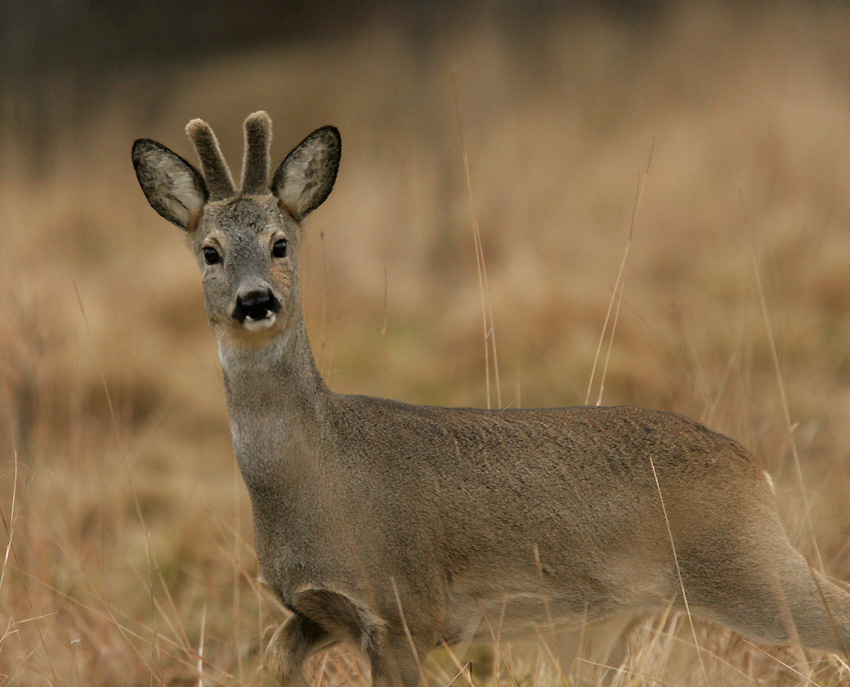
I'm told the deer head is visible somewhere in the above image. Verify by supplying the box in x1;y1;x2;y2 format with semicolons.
132;112;340;347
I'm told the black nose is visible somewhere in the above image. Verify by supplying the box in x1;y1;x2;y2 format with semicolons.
232;289;281;323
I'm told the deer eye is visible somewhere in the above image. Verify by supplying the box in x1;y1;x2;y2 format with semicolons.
272;238;288;258
203;246;221;265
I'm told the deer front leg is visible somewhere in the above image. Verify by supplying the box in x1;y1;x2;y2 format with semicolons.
368;631;425;687
266;613;334;687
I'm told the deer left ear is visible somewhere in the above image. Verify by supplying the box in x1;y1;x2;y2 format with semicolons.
272;126;341;221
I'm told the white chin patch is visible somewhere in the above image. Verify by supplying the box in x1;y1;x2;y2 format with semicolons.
243;314;276;331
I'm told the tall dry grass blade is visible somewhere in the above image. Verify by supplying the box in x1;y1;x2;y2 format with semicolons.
531;626;569;687
452;70;502;409
0;448;20;593
145;532;165;685
313;649;330;687
149;594;190;655
434;641;472;687
645;621;758;684
745;227;826;573
72;282;196;685
69;629;85;687
14;562;235;684
0;450;58;685
573;658;680;686
139;518;200;663
648;454;709;685
742;640;825;687
532;543;568;687
254;563;266;678
1;616;15;648
703;352;739;427
166;443;269;676
318;229;332;384
475;597;522;687
568;602;588;684
806;562;850;662
444;660;473;687
514;360;522;410
73;282;165;565
586;135;654;406
170;448;255;568
72;282;122;448
632;603;675;686
232;460;245;684
434;640;470;685
40;540;168;683
584;249;623;406
381;265;389;398
197;602;207;687
390;575;423;676
3;611;58;626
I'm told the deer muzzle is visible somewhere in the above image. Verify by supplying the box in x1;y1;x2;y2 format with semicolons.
232;288;282;330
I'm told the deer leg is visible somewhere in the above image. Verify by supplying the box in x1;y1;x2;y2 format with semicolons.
760;556;850;655
680;525;850;656
368;632;424;687
266;613;335;687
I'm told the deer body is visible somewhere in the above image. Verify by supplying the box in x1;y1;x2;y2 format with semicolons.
133;112;850;686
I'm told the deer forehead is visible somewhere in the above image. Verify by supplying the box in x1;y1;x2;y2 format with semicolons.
199;195;292;239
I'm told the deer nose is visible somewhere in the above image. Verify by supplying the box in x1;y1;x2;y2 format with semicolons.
233;289;281;324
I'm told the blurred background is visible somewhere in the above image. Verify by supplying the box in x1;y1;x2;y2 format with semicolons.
3;1;850;685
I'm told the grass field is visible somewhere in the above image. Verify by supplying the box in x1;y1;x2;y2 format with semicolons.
3;2;850;685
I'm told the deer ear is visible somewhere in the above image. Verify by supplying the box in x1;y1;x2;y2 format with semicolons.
132;139;207;230
272;126;340;221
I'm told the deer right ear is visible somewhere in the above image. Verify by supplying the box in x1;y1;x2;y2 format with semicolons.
132;139;207;230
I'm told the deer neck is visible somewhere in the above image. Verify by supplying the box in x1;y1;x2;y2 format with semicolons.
216;317;333;484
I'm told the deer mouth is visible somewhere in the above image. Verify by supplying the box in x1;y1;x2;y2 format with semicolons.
242;313;277;331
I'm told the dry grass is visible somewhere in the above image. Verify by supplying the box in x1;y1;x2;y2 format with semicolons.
3;2;850;685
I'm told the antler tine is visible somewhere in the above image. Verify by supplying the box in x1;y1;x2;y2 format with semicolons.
186;119;236;200
241;111;272;195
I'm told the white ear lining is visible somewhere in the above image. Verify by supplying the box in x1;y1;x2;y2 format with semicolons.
272;126;340;221
133;140;206;230
161;165;206;226
277;157;316;218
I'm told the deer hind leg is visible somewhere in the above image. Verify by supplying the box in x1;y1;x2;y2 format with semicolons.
679;529;850;656
772;558;850;655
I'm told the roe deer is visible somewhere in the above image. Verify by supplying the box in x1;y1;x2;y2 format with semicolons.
132;112;850;686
